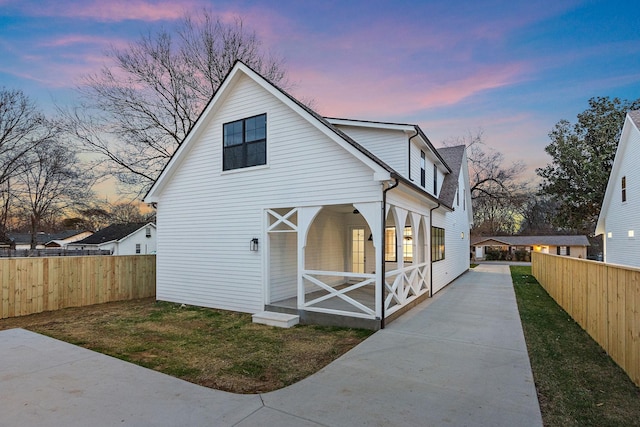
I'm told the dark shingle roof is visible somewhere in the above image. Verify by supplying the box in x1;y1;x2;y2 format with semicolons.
437;145;466;207
9;230;88;245
629;110;640;128
471;235;590;247
75;223;149;245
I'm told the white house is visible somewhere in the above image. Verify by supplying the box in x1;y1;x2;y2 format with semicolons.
144;61;473;329
68;223;156;255
596;110;640;266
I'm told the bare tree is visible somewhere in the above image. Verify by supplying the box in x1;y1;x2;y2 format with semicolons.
14;140;94;249
0;88;54;243
64;11;289;197
444;130;528;235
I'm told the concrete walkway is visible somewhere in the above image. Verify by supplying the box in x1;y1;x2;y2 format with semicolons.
0;264;542;426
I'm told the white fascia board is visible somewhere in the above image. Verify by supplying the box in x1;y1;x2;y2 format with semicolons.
373;172;392;181
326;118;415;133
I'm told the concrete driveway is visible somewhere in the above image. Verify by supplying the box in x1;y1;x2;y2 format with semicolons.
0;263;542;426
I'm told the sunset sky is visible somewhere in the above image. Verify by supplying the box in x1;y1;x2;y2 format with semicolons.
1;0;639;190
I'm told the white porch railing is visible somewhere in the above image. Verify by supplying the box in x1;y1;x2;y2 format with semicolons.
301;270;376;319
384;262;429;316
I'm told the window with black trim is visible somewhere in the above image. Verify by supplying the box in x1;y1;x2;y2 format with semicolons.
385;226;396;262
433;164;438;196
135;243;141;254
420;151;426;187
223;113;266;171
622;176;627;202
431;226;445;261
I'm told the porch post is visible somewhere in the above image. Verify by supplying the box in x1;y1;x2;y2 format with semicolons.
353;202;382;319
297;206;322;310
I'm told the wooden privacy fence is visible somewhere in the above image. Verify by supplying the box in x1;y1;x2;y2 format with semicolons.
532;252;640;387
0;255;156;319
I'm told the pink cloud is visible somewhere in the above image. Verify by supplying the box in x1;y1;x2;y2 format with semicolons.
40;34;122;48
415;63;528;109
290;60;528;120
13;0;206;22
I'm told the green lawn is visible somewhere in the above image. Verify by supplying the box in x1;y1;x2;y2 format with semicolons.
511;266;640;427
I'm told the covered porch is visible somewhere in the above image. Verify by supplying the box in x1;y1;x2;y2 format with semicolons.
264;202;432;329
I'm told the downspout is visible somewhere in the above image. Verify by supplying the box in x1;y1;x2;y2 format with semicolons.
429;202;441;298
380;177;399;329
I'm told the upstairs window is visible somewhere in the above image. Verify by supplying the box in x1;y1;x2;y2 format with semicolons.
420;151;426;187
223;114;266;171
135;243;141;254
622;176;627;202
433;164;438;196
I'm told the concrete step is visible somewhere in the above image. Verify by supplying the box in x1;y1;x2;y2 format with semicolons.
252;311;300;328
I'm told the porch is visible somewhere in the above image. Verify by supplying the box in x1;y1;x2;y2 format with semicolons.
264;203;433;330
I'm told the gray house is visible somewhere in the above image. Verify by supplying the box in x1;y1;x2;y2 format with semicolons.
472;235;590;261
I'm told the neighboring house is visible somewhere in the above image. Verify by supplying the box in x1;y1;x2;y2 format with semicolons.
471;235;590;261
68;223;156;255
9;230;92;250
144;61;473;330
45;231;93;248
596;110;640;266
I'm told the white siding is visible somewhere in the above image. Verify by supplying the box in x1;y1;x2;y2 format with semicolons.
269;232;297;302
603;124;640;266
334;126;408;176
156;74;382;313
409;141;422;186
432;167;471;293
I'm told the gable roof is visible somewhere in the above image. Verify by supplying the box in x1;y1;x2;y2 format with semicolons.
73;223;153;245
472;235;590;247
596;110;640;235
144;61;454;210
145;61;392;203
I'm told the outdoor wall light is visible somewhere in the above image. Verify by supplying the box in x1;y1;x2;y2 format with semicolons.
250;238;259;251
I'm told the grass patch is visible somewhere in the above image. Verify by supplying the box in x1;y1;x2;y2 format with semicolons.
511;266;640;427
0;298;373;393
